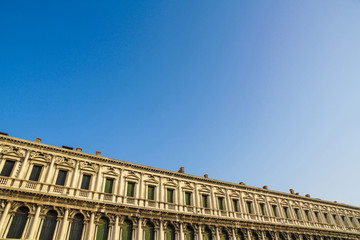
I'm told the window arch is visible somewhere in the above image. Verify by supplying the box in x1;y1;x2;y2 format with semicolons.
7;206;29;239
69;213;84;240
220;229;229;240
265;231;273;240
97;217;110;240
279;233;286;240
252;231;259;240
39;210;58;240
184;225;195;240
165;223;175;240
144;222;155;240
122;219;133;240
204;227;212;240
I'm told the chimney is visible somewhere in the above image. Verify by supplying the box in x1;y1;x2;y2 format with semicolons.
76;148;82;152
290;189;295;194
295;192;299;195
305;194;310;197
263;185;268;189
204;174;208;178
239;182;245;185
36;138;42;143
178;167;184;173
96;151;101;156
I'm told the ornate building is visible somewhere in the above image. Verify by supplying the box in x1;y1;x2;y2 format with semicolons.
0;134;359;240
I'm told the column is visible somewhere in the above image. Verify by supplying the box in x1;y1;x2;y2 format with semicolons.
159;221;164;240
0;202;11;233
44;155;56;185
112;216;120;240
85;212;95;240
16;150;30;179
216;227;220;240
197;225;202;240
247;230;252;240
58;209;69;240
232;228;237;240
26;205;42;239
137;219;143;240
179;223;184;240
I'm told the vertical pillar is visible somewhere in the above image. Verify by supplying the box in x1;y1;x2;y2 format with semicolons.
137;219;143;240
26;205;42;239
197;225;202;240
0;202;11;233
58;208;69;240
44;155;56;185
86;212;95;240
216;227;220;240
247;230;252;240
113;216;120;240
159;221;164;240
179;223;184;240
16;150;30;179
232;228;237;240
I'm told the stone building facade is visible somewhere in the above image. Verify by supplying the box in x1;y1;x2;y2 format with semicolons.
0;134;359;240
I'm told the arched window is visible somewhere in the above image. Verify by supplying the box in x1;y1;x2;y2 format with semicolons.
97;217;110;240
291;234;297;240
265;231;272;240
39;210;58;240
144;222;155;240
69;214;84;240
121;219;133;240
184;225;195;240
237;230;245;240
204;227;212;240
279;233;286;240
220;229;229;240
7;206;29;239
165;223;175;240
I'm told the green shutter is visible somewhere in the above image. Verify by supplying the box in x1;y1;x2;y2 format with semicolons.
68;214;84;240
122;220;133;240
185;192;191;205
233;199;238;212
167;189;173;203
204;228;212;240
185;226;194;240
165;224;175;240
127;182;135;197
144;223;155;240
96;217;109;240
7;207;29;238
148;186;155;200
81;175;91;190
56;170;67;186
218;197;224;210
105;179;113;193
202;195;208;208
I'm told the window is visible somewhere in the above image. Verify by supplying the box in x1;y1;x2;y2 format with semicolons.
324;213;330;224
233;199;239;212
341;216;348;226
260;203;266;215
144;222;155;240
122;219;133;240
305;210;312;221
68;214;84;240
96;217;110;240
39;210;58;240
127;182;135;197
167;189;174;203
333;214;339;225
294;208;301;220
56;170;68;186
0;160;15;177
185;225;195;240
202;195;209;208
272;205;278;217
185;192;191;206
246;201;253;214
315;212;321;223
81;174;91;190
283;207;290;218
6;206;29;238
29;165;42;181
148;186;155;200
165;223;175;240
218;197;224;210
104;178;114;194
349;217;357;228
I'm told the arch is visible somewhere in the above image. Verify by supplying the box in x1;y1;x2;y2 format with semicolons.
39;210;58;240
265;231;272;240
291;234;297;240
237;230;245;240
204;227;213;240
97;217;110;240
184;225;195;240
165;223;175;240
220;229;229;240
144;222;155;240
69;213;85;240
122;219;133;240
279;233;286;240
7;206;29;238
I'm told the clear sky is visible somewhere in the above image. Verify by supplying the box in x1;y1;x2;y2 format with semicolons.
1;1;360;206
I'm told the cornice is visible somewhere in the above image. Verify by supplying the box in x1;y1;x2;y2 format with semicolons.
1;135;359;211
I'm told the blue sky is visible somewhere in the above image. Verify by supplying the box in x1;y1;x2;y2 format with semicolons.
1;1;360;206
